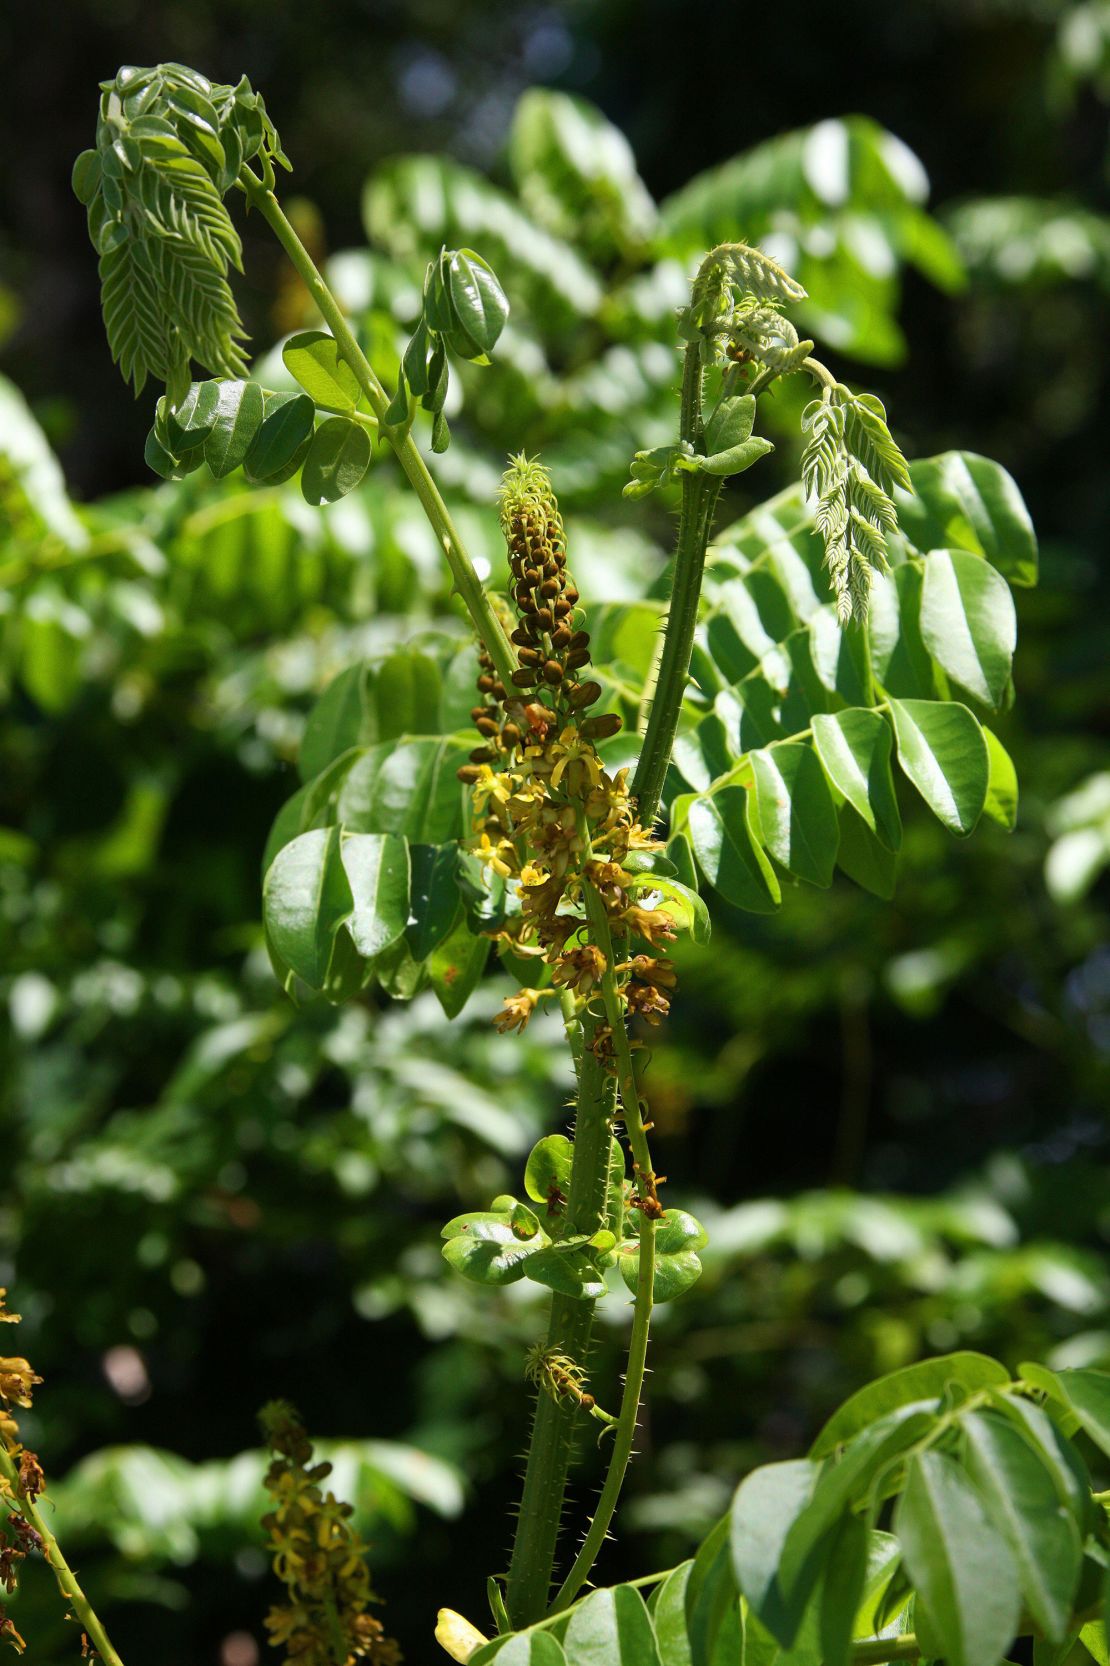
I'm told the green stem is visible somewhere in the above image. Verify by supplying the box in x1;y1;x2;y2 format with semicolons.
851;1637;920;1664
549;1201;654;1614
0;1448;125;1666
504;1009;617;1626
238;171;517;691
631;344;721;828
545;889;659;1612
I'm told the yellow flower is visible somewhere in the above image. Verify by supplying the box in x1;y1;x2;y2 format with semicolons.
472;832;517;879
0;1361;41;1413
549;725;601;792
493;989;544;1035
435;1609;486;1662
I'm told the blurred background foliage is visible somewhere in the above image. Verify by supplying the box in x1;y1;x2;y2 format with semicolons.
0;0;1108;1660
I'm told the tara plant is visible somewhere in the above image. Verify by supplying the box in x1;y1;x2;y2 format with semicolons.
3;55;1099;1666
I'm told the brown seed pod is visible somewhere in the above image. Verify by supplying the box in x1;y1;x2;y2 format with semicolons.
511;626;532;647
469;746;496;763
477;674;496;694
534;607;554;630
564;586;580;606
457;764;483;784
470;705;487;724
542;660;564;685
516;646;542;665
581;712;622;740
511;668;538;688
566;648;591;670
475;716;500;737
553;599;573;619
501;723;522;746
540;578;561;599
569;630;590;651
550;624;573;649
569;680;602;709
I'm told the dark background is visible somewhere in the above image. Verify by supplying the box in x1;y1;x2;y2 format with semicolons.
1;2;1107;1661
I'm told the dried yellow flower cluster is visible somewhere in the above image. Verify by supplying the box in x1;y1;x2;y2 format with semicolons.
458;457;678;1045
260;1402;400;1666
0;1291;44;1655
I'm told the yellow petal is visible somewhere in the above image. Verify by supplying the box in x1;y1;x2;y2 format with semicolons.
435;1608;487;1662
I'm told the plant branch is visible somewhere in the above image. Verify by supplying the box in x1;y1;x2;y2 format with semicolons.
851;1637;921;1664
631;344;721;828
544;889;660;1613
0;1448;125;1666
504;1007;617;1626
238;170;517;690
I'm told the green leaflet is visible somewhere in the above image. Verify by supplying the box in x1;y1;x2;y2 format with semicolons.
888;697;989;836
204;379;264;478
300;416;372;504
261;828;408;999
336;736;470;844
428;912;489;1019
342;832;409;961
166;378;221;449
835;803;899;898
895;1450;1021;1666
563;1585;663;1666
812;709;902;851
811;1351;1010;1456
618;1210;707;1303
472;1629;568;1665
750;743;839;887
920;547;1017;709
447;249;510;358
299;665;375;783
524;1135;575;1204
1054;1368;1110;1460
897;450;1038;587
243;391;315;482
817;1514;868;1666
441;1210;549;1287
687;1516;740;1666
681;789;781;914
982;727;1019;830
730;1460;823;1648
651;1562;694;1666
282;329;361;411
962;1409;1082;1641
263;826;352;992
405;843;463;962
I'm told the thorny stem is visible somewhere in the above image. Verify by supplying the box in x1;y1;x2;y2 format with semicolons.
0;1447;125;1666
504;1008;617;1626
238;169;517;692
631;344;721;828
545;888;659;1612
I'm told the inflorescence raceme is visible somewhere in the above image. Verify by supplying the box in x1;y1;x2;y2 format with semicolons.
458;456;678;1061
260;1401;400;1666
0;1291;44;1656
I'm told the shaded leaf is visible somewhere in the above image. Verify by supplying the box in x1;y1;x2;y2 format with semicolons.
895;1450;1020;1666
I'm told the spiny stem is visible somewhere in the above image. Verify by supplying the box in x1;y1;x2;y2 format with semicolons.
0;1447;125;1666
545;888;659;1612
504;1008;617;1626
238;169;517;691
631;344;720;828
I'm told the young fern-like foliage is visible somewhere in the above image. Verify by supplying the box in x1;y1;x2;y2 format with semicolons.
72;63;288;403
801;385;911;623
